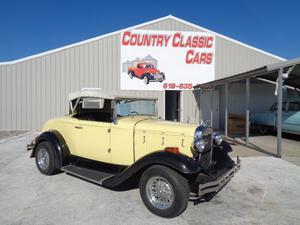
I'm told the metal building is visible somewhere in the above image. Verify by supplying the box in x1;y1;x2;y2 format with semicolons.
0;15;284;130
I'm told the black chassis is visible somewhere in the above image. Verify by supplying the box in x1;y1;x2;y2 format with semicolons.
27;130;240;199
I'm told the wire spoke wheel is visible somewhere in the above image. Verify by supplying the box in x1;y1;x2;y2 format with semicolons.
146;176;174;210
37;148;50;170
140;165;190;217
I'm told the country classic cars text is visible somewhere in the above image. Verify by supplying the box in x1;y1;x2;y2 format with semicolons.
121;31;214;65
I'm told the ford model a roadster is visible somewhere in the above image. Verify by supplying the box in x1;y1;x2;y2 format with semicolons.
27;90;240;218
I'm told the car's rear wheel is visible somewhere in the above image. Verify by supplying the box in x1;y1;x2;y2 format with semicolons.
128;72;134;79
35;141;60;175
139;165;190;218
143;76;149;84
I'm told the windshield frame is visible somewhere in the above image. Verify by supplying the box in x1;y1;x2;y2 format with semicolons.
112;98;158;119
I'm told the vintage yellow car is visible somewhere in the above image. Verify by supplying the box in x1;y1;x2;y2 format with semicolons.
27;89;240;218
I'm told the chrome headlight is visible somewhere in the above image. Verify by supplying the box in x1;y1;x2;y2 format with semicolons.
193;124;205;154
194;128;202;140
214;133;223;145
192;122;213;156
194;139;206;153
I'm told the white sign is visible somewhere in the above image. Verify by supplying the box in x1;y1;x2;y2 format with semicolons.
120;30;215;90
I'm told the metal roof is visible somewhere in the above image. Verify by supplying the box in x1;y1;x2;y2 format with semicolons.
267;57;300;70
68;89;158;101
194;57;300;89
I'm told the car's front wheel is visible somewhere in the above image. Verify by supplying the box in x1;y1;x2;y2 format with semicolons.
35;141;60;175
139;165;190;218
160;73;165;82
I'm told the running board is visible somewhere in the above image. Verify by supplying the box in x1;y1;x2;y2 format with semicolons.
61;165;115;185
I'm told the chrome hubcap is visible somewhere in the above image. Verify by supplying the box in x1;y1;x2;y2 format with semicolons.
37;148;50;170
144;77;148;84
146;176;174;209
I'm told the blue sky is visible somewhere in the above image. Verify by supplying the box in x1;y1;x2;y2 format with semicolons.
0;0;299;61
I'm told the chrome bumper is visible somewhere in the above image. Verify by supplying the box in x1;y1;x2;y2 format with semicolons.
198;157;241;196
26;141;35;157
27;144;33;151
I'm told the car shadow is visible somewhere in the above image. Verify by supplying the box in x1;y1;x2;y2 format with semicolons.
65;171;229;206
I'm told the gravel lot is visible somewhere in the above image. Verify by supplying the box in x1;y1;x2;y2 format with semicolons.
0;132;300;225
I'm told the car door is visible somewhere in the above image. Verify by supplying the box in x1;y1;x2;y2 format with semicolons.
72;119;112;163
272;101;287;128
282;101;300;134
136;64;145;77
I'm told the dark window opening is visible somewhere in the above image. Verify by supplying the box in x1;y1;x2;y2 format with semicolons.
72;99;113;123
165;91;181;122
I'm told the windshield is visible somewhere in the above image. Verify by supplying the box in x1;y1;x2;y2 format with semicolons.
116;99;157;117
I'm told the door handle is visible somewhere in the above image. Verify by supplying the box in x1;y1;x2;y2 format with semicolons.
161;137;165;145
74;126;83;129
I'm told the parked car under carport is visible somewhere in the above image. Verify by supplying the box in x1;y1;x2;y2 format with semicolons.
251;97;300;135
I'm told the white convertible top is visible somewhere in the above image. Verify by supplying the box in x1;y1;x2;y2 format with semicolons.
68;89;158;101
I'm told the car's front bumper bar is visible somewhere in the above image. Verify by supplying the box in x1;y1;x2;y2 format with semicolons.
190;157;241;201
198;158;240;196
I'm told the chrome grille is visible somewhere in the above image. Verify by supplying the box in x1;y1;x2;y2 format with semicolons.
199;133;212;170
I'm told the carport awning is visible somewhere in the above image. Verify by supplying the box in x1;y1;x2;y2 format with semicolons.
194;57;300;89
260;64;300;89
193;57;300;158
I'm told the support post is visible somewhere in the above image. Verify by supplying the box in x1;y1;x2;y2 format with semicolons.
246;78;250;144
210;88;214;127
277;68;283;158
199;89;203;122
225;84;228;137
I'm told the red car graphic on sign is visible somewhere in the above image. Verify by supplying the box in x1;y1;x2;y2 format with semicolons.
128;62;166;85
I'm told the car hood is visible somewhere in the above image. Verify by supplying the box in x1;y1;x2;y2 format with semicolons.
118;116;197;137
116;116;198;159
147;68;160;73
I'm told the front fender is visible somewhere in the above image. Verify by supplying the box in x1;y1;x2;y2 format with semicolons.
102;151;201;188
211;141;235;168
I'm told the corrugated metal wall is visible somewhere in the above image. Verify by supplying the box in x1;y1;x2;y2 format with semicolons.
0;17;282;130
